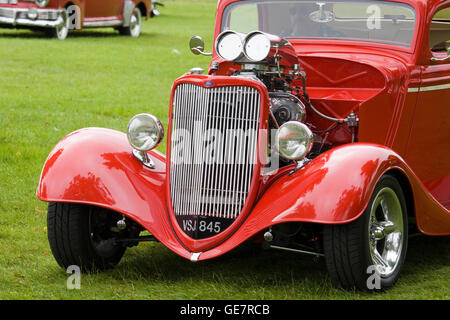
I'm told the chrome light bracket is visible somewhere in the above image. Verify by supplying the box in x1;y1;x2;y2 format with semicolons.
289;157;311;175
189;67;205;75
132;149;155;169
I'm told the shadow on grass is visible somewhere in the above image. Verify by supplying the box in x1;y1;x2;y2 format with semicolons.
116;242;327;287
402;235;450;270
113;235;449;293
0;29;155;40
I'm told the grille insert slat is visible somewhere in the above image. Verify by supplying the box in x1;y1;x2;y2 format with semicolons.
170;84;260;224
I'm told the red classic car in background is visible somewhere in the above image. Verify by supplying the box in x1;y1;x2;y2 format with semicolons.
37;0;450;290
0;0;151;39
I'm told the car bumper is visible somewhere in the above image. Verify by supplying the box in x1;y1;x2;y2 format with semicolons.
0;6;63;28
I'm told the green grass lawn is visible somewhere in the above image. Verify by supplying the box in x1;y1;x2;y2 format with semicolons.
0;0;449;300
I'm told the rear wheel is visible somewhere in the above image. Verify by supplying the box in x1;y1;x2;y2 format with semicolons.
323;174;408;290
47;202;127;272
118;8;142;37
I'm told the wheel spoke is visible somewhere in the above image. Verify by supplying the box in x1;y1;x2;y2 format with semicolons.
373;249;389;271
366;185;406;278
380;221;397;235
379;198;390;221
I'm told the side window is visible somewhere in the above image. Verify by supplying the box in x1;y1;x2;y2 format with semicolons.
430;7;450;52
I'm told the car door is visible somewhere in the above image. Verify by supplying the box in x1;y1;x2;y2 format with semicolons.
405;5;450;208
85;0;123;19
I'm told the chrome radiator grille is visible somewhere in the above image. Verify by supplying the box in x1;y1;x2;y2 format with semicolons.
170;83;261;222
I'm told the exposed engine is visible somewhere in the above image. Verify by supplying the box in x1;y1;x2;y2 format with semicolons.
211;30;357;168
269;92;306;125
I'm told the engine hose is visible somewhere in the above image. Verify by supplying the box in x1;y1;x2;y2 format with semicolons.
306;101;345;123
312;122;340;134
291;82;344;123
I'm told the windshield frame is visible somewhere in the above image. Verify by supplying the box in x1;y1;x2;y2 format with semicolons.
219;0;420;54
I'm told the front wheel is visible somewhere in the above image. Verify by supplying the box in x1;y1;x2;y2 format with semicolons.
118;8;142;37
47;202;128;272
323;174;408;290
46;9;69;40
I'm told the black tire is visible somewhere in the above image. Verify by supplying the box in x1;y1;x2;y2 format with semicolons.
118;8;142;37
47;202;126;272
323;174;408;290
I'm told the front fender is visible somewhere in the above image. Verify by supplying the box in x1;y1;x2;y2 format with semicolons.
37;127;191;260
255;144;402;224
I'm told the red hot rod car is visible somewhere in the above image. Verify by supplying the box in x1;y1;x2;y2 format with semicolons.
0;0;151;40
37;0;450;290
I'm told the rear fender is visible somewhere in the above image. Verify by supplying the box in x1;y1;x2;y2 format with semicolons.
36;127;191;259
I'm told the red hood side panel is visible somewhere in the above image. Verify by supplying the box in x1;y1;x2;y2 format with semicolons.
295;50;416;154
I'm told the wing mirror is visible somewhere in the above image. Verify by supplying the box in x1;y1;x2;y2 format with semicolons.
431;46;450;62
189;36;212;56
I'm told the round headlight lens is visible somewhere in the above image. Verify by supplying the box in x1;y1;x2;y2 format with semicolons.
35;0;49;7
27;8;38;20
244;32;271;62
275;122;313;161
127;114;164;152
215;31;243;61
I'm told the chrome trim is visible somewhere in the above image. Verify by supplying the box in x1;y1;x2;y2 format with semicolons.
269;245;325;257
431;56;450;62
408;83;450;93
407;87;419;93
83;19;123;28
420;83;450;92
190;252;201;262
0;7;63;27
431;48;450;62
170;84;260;220
122;0;134;27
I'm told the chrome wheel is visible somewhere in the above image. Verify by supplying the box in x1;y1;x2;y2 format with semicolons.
55;9;69;40
368;187;404;278
129;8;142;37
324;174;408;290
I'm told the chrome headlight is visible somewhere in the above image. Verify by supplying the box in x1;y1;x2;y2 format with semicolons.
127;113;164;151
244;31;272;62
27;8;38;20
35;0;49;7
215;31;244;61
275;121;313;161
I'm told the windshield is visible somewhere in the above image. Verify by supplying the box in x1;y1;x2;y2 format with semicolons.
222;0;416;48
